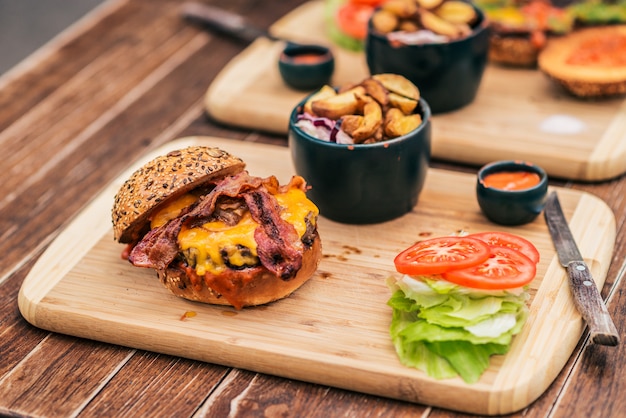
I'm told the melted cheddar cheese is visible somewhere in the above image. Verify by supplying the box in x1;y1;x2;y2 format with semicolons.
151;194;198;229
159;187;318;276
275;188;318;237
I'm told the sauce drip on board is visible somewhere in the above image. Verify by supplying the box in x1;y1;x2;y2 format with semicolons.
482;171;541;191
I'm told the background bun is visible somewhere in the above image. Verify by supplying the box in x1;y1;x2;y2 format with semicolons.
112;146;245;243
158;233;322;309
489;35;540;67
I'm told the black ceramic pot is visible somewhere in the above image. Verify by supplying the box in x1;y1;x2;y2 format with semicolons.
476;160;549;226
289;97;431;224
365;6;490;114
278;43;335;91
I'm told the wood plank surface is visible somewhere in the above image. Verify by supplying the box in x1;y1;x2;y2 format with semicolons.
18;136;616;416
204;1;626;182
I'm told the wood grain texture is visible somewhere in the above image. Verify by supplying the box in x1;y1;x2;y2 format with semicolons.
2;0;625;416
18;137;616;415
204;1;626;181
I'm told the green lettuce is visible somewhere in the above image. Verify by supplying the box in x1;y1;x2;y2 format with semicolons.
387;275;529;383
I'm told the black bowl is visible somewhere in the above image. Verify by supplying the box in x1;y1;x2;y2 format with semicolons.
288;97;432;224
278;43;335;91
476;160;549;226
365;6;490;114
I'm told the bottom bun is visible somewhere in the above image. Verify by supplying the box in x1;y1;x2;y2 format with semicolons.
157;234;322;309
489;35;539;67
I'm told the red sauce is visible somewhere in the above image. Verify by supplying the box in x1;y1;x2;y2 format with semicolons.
566;34;626;67
282;52;328;65
482;171;541;191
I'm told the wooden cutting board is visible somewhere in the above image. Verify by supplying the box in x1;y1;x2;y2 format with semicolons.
19;137;616;415
204;1;626;182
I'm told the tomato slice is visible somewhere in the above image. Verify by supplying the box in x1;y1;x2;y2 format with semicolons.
443;246;537;290
336;3;375;40
394;237;491;275
467;231;540;264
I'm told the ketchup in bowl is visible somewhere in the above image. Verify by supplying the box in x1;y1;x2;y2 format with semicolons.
481;171;542;191
476;161;548;226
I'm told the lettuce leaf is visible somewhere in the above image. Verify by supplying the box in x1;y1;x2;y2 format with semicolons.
387;275;529;383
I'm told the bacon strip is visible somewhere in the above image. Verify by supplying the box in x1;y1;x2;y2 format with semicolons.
129;172;302;280
244;190;301;280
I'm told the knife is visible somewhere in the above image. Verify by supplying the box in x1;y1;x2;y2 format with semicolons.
544;191;619;346
180;2;281;44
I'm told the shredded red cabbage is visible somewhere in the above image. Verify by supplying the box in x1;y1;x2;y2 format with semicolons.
296;113;354;144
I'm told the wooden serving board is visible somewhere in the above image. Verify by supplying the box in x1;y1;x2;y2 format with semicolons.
19;137;616;415
204;1;626;182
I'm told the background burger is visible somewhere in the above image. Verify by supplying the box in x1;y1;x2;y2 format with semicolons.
111;145;322;309
476;0;574;67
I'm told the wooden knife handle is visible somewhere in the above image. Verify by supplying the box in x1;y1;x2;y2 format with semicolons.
567;260;620;346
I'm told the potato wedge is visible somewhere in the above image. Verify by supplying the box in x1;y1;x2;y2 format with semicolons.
372;74;420;101
388;92;419;114
435;1;477;25
351;99;383;143
416;0;444;10
384;110;422;138
311;86;365;120
303;85;336;115
420;10;462;38
382;0;418;19
360;78;389;107
371;9;399;34
340;115;364;137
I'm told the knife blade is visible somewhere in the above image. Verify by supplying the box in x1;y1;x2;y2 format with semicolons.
544;191;619;346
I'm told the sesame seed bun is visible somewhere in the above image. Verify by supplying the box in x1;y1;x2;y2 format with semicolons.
112;146;245;243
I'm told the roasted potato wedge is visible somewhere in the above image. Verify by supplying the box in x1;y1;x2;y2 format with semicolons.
435;1;477;25
360;78;389;107
350;99;383;143
311;86;365;120
420;9;462;38
303;85;336;115
384;108;423;138
382;0;418;19
372;74;420;101
371;9;399;34
388;92;419;115
417;0;444;10
340;115;364;137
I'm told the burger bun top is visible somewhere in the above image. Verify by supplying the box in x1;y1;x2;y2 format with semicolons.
112;146;245;243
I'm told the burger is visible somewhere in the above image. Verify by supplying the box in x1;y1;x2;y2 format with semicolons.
111;145;322;309
476;0;575;67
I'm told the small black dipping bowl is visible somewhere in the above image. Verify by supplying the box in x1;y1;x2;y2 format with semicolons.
278;43;335;91
476;160;549;226
289;96;431;224
365;6;490;114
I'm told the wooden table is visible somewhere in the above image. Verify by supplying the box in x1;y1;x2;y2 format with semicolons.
1;0;624;416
